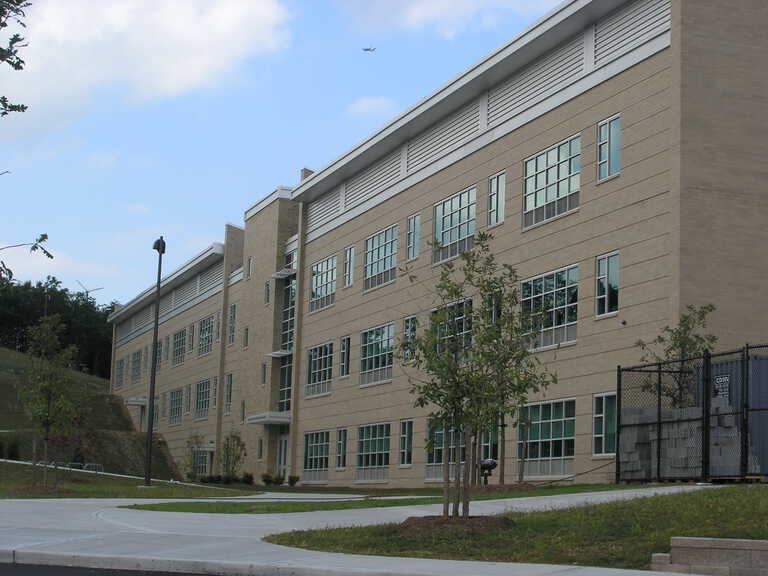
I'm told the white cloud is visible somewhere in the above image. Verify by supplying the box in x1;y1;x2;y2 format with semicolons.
0;0;291;138
347;96;397;117
342;0;561;38
0;242;118;285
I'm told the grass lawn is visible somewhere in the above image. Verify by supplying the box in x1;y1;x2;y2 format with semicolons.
126;483;628;513
0;461;260;499
266;485;768;569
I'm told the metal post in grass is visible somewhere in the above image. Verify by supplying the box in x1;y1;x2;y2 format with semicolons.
615;365;622;484
143;236;166;487
702;348;711;482
656;363;662;482
741;344;750;479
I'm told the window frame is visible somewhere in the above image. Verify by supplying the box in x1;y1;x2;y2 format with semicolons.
595;251;619;318
343;245;355;287
597;114;621;182
306;342;333;397
433;186;476;264
399;419;413;466
197;315;214;356
488;171;506;227
224;373;233;415
364;224;398;291
340;335;351;377
194;378;211;420
227;303;236;345
593;392;617;456
336;428;348;469
357;422;391;470
406;213;421;261
169;388;183;425
360;323;394;386
309;255;337;313
304;430;330;471
521;264;579;350
518;398;577;473
172;330;186;366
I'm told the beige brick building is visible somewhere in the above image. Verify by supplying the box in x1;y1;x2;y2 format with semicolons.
108;0;768;487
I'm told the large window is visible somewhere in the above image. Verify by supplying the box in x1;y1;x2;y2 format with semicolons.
195;379;211;419
227;304;236;345
309;255;336;312
278;356;292;412
522;265;578;349
224;373;233;415
131;350;141;383
198;315;214;355
403;316;417;361
303;430;330;482
336;428;347;468
596;252;619;317
425;422;465;480
598;115;621;181
406;214;421;261
343;246;355;287
433;187;476;263
169;388;183;425
488;172;506;226
594;393;616;455
306;343;333;396
172;330;186;366
115;359;125;389
281;277;296;350
400;420;413;465
357;423;390;481
481;427;499;460
523;135;581;228
518;399;576;477
364;224;398;290
192;448;210;479
360;323;394;386
436;300;472;351
340;336;350;377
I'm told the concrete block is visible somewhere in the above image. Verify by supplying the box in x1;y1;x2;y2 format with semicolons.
751;550;768;568
653;563;692;574
731;569;767;576
672;547;711;566
653;553;672;565
689;564;730;576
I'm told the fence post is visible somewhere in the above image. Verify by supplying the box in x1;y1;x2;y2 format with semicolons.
615;365;622;484
702;348;712;482
656;363;662;482
741;344;750;478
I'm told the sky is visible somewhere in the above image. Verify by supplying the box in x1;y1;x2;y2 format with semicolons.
0;0;561;306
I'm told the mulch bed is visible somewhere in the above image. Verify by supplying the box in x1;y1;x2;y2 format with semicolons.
399;515;515;538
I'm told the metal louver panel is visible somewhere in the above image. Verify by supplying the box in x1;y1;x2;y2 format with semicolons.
594;0;671;68
406;102;480;172
306;186;342;232
199;261;224;292
344;150;401;209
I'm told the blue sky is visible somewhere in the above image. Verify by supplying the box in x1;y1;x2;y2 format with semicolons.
0;0;559;306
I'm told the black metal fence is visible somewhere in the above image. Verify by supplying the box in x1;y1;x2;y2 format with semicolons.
616;344;768;482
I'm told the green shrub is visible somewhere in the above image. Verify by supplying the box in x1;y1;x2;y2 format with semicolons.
241;472;254;485
288;475;300;487
261;473;273;486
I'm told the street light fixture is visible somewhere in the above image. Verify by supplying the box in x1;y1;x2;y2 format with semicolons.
144;236;166;487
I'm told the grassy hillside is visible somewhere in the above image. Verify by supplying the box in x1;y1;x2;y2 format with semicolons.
0;346;178;479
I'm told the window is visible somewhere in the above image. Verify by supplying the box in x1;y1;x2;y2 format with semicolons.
523;135;581;228
343;246;355;287
198;316;214;355
488;172;506;226
360;323;394;386
131;350;141;383
598;115;621;181
278;355;292;411
240;399;245;424
261;363;267;385
481;427;499;460
152;396;159;426
187;324;195;352
154;339;162;374
115;358;125;389
184;384;191;414
596;252;619;317
246;257;252;279
195;379;211;419
243;326;249;348
163;335;170;362
143;347;149;376
304;430;330;481
212;377;217;408
160;392;167;418
340;336;350;377
309;255;337;312
364;224;398;290
594;393;617;455
522;265;578;349
400;420;413;465
257;438;263;460
427;424;465;465
215;311;221;343
433;187;476;263
281;277;296;351
224;373;233;415
436;300;472;351
264;281;271;304
518;399;576;477
227;303;236;345
406;214;421;261
284;249;297;270
336;428;347;468
306;343;333;396
173;329;186;366
403;316;417;361
357;423;390;481
192;448;209;478
169;388;183;425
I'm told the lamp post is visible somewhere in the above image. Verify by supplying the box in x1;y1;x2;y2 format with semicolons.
144;236;166;487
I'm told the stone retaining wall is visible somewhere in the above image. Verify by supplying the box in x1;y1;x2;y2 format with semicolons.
652;537;768;575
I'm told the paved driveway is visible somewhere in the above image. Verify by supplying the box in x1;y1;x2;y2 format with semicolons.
0;486;700;576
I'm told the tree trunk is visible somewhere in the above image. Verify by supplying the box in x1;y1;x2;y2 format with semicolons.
452;426;460;518
32;436;38;487
518;422;526;484
462;428;472;518
499;414;506;485
442;422;449;518
43;434;49;489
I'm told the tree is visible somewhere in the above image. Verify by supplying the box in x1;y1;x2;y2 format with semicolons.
636;303;717;407
0;0;30;117
399;232;556;518
24;314;80;488
0;234;54;282
220;430;247;481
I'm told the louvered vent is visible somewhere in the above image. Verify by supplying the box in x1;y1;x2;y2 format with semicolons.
306;186;342;232
345;150;401;209
173;279;196;307
159;294;172;316
407;102;480;172
199;261;224;292
488;36;584;127
117;321;131;339
132;305;152;330
594;0;671;69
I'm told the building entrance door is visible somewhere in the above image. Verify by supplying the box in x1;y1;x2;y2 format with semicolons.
277;432;289;480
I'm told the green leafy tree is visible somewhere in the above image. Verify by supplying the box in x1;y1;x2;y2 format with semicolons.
399;232;556;518
636;303;718;407
0;0;30;117
24;314;80;487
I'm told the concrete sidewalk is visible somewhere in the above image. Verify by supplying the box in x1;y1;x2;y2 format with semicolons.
0;486;700;576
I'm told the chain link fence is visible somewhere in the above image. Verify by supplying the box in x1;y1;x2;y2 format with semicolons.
617;344;768;482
